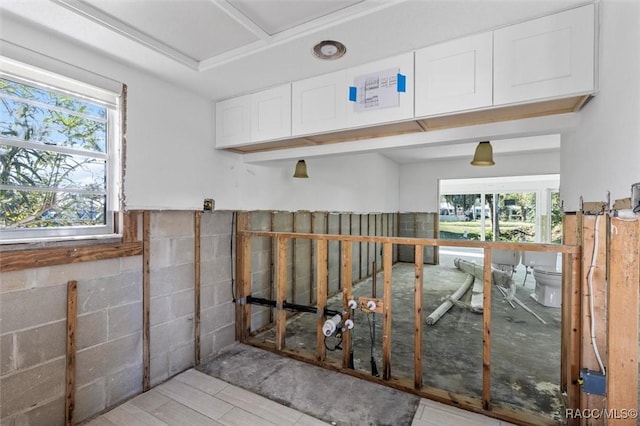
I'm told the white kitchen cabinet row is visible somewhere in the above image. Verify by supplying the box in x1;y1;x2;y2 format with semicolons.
216;3;595;150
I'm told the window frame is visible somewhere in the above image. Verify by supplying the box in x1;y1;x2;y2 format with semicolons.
0;57;123;244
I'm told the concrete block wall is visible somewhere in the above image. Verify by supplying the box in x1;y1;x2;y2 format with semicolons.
398;212;438;264
246;211;398;334
200;211;236;364
0;257;143;425
0;210;237;425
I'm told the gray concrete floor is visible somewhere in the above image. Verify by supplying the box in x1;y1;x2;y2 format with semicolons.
253;248;564;423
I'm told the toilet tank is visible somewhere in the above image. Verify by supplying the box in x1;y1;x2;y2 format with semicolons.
521;250;558;268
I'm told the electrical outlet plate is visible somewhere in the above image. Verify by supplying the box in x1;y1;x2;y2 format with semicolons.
203;198;215;212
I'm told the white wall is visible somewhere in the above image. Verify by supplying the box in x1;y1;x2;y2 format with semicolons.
1;14;400;213
561;0;640;211
399;151;560;212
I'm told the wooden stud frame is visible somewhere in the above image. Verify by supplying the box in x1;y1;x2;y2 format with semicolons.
142;211;151;391
239;229;581;426
66;280;78;426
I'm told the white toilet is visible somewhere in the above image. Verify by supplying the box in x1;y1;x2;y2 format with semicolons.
521;251;562;308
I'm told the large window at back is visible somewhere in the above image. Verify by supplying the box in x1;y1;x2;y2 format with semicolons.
0;60;121;242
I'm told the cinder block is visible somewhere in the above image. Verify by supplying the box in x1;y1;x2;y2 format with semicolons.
107;364;142;407
294;211;311;233
0;269;34;294
150;264;194;298
209;256;232;285
272;211;293;232
171;289;194;319
199;332;214;362
75;379;106;423
212;234;232;260
169;316;195;347
212;279;234;306
150;353;169;387
77;272;142;315
150;238;171;270
168;342;194;376
201;211;233;236
249;211;271;231
200;235;216;262
251;308;271;332
11;395;64;426
0;357;65;418
0;285;66;334
120;255;142;273
150;295;172;326
76;333;141;387
151;211;193;239
16;320;66;370
108;302;142;341
201;303;233;334
150;322;172;356
36;259;120;288
171;237;195;267
1;333;14;376
212;324;236;353
312;212;327;234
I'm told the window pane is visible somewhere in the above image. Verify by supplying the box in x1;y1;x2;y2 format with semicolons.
0;97;106;153
0;145;106;192
1;189;106;228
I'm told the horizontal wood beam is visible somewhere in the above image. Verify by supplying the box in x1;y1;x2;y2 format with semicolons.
1;242;143;272
240;231;579;253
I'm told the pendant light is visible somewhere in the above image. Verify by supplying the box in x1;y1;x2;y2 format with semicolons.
293;160;309;178
470;141;495;166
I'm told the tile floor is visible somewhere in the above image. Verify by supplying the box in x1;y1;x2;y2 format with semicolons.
83;368;516;426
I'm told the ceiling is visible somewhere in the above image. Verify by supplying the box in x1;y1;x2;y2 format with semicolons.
0;0;582;162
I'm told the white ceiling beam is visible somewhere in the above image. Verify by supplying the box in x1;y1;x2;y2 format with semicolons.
52;0;200;70
212;0;272;41
199;0;406;71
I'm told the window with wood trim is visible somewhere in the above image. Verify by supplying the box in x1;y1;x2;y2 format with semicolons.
0;58;122;243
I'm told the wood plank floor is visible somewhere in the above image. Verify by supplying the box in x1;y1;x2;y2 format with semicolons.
83;368;517;426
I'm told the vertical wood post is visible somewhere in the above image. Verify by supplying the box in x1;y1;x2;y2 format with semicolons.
65;280;77;426
580;214;607;415
276;237;288;351
194;211;202;366
316;239;328;361
606;217;639;424
342;241;353;369
142;211;151;391
414;244;423;389
482;247;492;411
382;242;393;380
234;212;251;341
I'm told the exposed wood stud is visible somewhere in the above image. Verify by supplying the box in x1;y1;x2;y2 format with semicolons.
482;247;492;411
316;239;328;362
606;217;639;423
414;244;423;390
382;242;393;380
194;211;202;366
276;237;288;350
342;241;353;369
142;211;151;391
65;280;78;426
292;213;297;306
122;210;139;242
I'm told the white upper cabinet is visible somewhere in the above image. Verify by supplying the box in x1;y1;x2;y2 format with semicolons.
346;52;414;127
414;31;493;117
215;84;291;148
250;84;291;142
493;4;595;105
291;69;348;136
215;94;250;148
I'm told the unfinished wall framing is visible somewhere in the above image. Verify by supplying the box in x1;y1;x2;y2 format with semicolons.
235;227;587;426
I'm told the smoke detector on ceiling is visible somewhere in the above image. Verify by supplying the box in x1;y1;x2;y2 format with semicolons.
312;40;346;60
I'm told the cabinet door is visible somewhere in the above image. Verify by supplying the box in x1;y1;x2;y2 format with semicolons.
291;70;348;136
493;4;594;105
415;32;493;117
346;52;414;127
215;94;250;148
250;84;291;142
